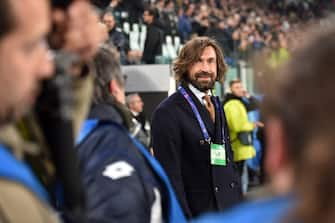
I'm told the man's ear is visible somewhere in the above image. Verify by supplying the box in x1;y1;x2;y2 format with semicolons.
108;79;125;104
265;117;288;177
108;79;115;95
109;79;121;95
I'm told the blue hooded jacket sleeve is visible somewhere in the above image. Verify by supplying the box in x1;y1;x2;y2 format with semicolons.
192;196;294;223
77;119;186;223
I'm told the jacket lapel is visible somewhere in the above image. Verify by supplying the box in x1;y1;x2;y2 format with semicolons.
179;86;215;136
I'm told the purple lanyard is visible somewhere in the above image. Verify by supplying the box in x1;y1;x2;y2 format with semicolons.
178;86;211;143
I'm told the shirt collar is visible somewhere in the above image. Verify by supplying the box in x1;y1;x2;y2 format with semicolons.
188;84;212;105
131;110;139;116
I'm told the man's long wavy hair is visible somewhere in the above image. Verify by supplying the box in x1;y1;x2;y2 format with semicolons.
0;0;15;40
173;37;227;84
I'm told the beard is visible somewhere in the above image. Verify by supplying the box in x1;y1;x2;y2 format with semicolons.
0;105;19;126
188;71;216;92
0;87;39;126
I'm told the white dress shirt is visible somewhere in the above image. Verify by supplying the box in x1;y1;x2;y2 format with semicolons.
188;84;212;106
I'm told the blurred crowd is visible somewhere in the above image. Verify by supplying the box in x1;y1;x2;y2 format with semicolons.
103;0;333;65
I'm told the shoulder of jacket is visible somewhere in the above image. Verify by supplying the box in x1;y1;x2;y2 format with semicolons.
83;121;133;151
0;180;60;223
194;197;292;223
84;122;146;163
154;93;181;112
115;27;123;33
224;99;244;108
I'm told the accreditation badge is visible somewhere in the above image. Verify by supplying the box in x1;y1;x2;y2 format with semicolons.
210;143;226;166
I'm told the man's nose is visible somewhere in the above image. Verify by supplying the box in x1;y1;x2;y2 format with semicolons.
35;39;54;78
200;61;210;72
38;48;54;79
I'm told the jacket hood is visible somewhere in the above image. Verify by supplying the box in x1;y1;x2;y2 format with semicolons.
223;93;243;105
88;102;133;130
223;93;260;112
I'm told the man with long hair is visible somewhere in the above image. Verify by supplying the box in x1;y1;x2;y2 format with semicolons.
151;37;242;219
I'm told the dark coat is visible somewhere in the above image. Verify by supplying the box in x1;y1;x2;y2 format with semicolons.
132;112;145;131
151;86;242;219
142;21;163;64
107;27;129;64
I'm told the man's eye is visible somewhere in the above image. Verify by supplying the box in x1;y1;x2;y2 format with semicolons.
23;43;35;54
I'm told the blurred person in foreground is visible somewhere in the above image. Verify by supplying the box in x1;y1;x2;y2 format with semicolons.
0;0;105;222
193;20;335;223
0;0;56;222
76;45;186;223
151;37;242;219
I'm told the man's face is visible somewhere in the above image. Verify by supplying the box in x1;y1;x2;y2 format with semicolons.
130;95;144;113
187;46;217;92
143;11;153;24
103;13;115;31
0;0;53;124
186;4;195;16
230;82;244;98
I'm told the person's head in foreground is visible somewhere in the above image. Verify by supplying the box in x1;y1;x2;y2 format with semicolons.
0;0;53;125
193;19;335;223
262;22;335;223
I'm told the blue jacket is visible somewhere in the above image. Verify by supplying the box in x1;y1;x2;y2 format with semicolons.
178;14;192;42
76;103;186;223
0;144;49;203
192;195;294;223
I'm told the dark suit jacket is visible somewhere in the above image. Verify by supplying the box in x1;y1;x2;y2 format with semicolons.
142;22;163;64
151;86;242;219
